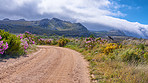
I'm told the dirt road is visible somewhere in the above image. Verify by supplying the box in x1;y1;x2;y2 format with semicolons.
0;46;90;83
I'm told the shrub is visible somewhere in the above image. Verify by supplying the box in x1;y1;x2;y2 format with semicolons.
36;38;45;45
103;43;119;55
144;52;148;61
0;36;8;54
96;38;108;44
58;38;69;47
122;49;140;62
51;39;58;45
85;37;96;49
18;31;36;52
137;44;145;50
96;37;101;42
0;30;24;56
45;39;52;45
121;48;147;62
36;38;52;45
23;31;35;44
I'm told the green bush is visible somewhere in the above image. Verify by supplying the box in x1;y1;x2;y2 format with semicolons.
121;48;144;62
0;30;24;56
51;39;58;45
137;44;145;50
58;38;69;47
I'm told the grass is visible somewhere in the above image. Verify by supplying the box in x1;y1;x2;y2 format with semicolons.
64;39;148;83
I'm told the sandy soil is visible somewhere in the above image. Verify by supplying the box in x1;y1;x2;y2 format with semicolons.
0;46;90;83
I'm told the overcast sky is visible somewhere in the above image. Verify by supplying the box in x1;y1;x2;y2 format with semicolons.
0;0;148;38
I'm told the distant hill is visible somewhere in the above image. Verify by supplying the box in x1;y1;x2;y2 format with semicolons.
0;18;90;37
92;30;126;37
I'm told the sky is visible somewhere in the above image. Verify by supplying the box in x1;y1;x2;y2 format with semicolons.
114;0;148;24
0;0;148;38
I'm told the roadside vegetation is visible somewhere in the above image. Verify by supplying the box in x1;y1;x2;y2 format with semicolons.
0;30;36;58
65;36;148;83
0;30;69;58
0;29;148;83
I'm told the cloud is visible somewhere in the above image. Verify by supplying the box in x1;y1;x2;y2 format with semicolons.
0;0;147;38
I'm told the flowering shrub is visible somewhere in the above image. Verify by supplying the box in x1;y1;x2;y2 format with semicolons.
35;37;53;45
36;38;45;45
85;37;96;49
24;31;35;44
96;38;108;44
0;36;8;54
121;45;148;62
45;39;52;45
58;38;69;47
20;38;29;52
103;43;120;55
0;30;23;56
18;31;35;52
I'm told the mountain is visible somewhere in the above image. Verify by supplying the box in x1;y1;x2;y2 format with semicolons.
0;18;90;37
0;18;147;39
39;18;88;32
92;30;126;37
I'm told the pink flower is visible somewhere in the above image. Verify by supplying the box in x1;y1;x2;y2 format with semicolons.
20;36;23;39
25;31;30;34
0;41;3;46
32;41;35;44
0;51;4;54
86;41;91;44
0;35;2;39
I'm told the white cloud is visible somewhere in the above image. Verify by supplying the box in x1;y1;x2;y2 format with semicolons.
0;0;147;38
36;0;148;38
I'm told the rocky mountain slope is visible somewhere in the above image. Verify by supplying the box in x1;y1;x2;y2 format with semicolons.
0;18;90;37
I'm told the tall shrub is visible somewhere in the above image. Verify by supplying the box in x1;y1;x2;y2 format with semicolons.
0;30;24;56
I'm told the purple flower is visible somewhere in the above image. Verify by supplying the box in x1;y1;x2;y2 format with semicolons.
6;42;8;46
20;36;23;39
24;46;27;50
0;51;4;54
25;31;30;34
0;35;2;39
0;41;3;46
32;41;35;44
86;41;91;44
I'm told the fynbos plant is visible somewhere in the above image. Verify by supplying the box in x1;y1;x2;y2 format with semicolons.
0;35;8;54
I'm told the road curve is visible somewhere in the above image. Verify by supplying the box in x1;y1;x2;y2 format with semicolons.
0;46;90;83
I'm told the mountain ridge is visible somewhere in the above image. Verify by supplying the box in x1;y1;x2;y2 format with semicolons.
0;18;147;39
0;18;90;37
